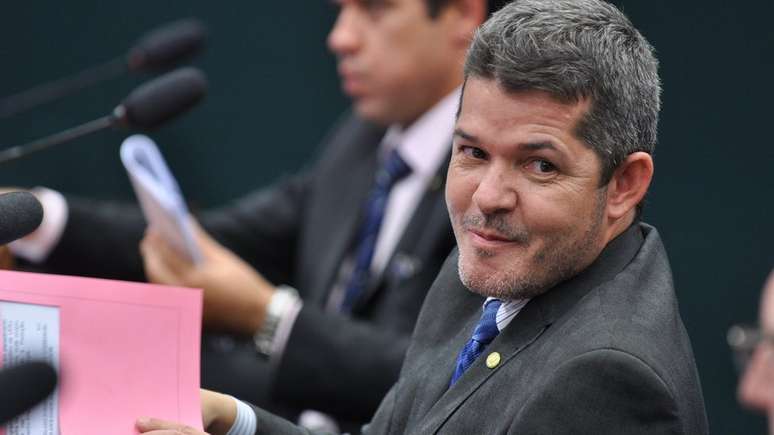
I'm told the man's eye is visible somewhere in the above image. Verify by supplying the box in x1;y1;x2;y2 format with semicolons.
461;146;487;160
363;0;390;15
527;159;557;174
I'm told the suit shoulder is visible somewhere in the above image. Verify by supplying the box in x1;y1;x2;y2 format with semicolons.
514;348;694;435
316;111;385;164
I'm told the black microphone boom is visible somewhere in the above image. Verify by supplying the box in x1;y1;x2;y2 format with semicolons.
0;68;207;165
0;192;44;245
0;362;58;425
0;18;206;118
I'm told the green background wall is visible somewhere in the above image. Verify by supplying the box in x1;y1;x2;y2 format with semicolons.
0;2;771;432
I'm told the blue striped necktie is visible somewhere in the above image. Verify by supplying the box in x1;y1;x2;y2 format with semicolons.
339;148;411;313
449;299;502;386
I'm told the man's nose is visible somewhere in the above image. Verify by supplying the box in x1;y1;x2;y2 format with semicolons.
327;7;361;57
471;167;518;215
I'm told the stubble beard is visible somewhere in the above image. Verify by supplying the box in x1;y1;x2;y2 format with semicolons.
456;194;606;301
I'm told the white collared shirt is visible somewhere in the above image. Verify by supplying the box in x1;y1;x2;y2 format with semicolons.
485;297;530;331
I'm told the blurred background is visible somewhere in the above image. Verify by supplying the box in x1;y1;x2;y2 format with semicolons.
0;1;771;432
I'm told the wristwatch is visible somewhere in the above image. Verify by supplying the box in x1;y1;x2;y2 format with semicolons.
253;285;300;358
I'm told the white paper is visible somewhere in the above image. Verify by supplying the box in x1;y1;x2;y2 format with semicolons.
1;301;59;435
120;134;202;264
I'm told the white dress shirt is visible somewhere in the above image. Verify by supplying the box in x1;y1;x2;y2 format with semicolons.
485;297;530;331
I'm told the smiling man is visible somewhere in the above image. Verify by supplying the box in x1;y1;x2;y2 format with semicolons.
137;1;709;434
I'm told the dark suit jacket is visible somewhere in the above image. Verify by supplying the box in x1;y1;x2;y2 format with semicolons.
33;113;456;424
251;223;709;434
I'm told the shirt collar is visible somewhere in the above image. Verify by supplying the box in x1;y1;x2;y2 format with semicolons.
484;296;530;332
380;87;460;177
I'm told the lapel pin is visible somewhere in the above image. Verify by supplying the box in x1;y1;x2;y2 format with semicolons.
486;351;501;369
391;253;421;280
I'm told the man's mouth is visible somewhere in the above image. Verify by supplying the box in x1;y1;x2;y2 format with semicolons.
338;66;366;96
466;228;525;250
469;229;513;242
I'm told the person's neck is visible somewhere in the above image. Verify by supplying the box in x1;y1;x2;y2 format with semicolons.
395;81;462;130
604;212;637;247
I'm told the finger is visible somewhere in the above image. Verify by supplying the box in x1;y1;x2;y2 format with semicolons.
187;218;225;255
142;230;194;279
136;417;208;434
141;238;187;286
136;416;185;431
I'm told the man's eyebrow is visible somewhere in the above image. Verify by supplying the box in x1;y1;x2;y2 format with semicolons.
520;142;558;152
453;128;477;142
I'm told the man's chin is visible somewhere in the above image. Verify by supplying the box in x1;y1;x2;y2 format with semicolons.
352;99;392;126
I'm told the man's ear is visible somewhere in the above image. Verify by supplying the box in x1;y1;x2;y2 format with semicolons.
605;152;654;219
442;0;487;46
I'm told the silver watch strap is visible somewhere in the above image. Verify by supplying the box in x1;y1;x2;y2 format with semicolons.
253;285;301;357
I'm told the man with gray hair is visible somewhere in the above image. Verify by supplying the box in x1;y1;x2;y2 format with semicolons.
137;0;709;433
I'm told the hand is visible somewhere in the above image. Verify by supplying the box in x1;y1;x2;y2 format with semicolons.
136;390;236;435
201;389;238;434
140;220;274;335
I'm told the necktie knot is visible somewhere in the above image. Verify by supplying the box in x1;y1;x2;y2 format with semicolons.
471;299;502;345
376;148;411;188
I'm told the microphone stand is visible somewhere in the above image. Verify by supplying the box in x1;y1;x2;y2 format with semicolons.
0;57;126;118
0;112;118;164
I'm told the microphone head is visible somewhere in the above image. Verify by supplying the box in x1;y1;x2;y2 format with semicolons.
0;191;44;245
116;67;207;130
0;361;58;424
127;18;207;72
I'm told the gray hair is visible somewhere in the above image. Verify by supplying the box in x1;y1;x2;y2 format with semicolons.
464;0;661;184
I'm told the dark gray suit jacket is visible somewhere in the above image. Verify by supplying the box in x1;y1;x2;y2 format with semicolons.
251;223;709;434
32;113;456;424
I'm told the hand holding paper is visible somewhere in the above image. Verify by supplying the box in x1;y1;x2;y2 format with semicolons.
140;221;275;335
121;134;202;264
136;389;236;435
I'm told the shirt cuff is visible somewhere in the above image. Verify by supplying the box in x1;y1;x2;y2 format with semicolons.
226;397;257;435
9;187;68;262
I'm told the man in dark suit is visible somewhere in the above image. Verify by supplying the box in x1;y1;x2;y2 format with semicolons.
137;0;709;433
10;0;502;430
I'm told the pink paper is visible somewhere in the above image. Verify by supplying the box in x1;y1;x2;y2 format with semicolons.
0;270;203;435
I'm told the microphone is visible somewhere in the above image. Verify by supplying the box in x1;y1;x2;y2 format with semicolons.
117;66;208;129
0;362;58;425
0;192;44;245
127;18;207;72
0;67;207;165
0;18;207;118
